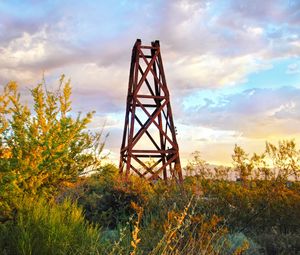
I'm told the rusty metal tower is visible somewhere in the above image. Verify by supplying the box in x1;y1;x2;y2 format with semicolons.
119;39;183;182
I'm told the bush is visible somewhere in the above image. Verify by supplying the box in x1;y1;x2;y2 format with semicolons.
0;197;101;255
0;78;104;220
254;231;300;255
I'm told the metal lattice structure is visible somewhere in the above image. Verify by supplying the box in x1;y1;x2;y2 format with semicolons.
119;39;183;182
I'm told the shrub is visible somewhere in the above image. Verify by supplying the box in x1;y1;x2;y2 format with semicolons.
0;77;105;220
254;231;300;255
79;173;152;228
0;197;101;255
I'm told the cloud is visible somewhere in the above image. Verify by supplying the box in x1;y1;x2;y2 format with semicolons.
287;62;300;74
166;54;272;92
1;0;299;113
0;0;76;49
54;62;129;114
183;86;300;138
0;0;299;92
227;0;300;25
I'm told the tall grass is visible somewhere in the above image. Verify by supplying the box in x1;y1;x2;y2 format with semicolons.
0;197;101;255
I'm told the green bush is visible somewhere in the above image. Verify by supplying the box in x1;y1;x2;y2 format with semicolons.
0;197;101;255
254;231;300;255
0;78;104;220
62;165;151;229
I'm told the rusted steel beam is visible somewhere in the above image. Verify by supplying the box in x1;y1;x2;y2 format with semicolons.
131;150;177;153
140;45;158;49
129;154;162;158
137;95;165;99
134;104;158;108
119;39;183;182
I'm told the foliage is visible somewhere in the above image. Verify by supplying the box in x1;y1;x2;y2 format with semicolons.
0;197;101;255
253;231;300;255
1;147;299;254
232;140;300;182
63;164;153;229
266;140;300;181
0;77;104;220
186;151;210;178
232;145;253;182
183;154;300;254
145;197;232;255
186;151;231;180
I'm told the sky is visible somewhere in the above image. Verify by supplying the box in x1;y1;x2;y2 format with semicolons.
0;0;300;166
